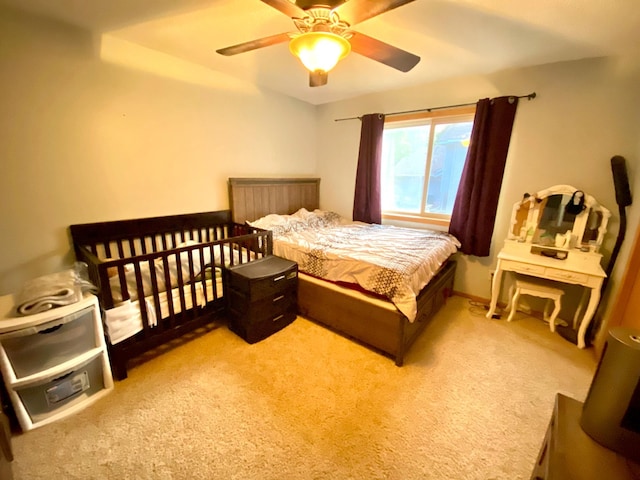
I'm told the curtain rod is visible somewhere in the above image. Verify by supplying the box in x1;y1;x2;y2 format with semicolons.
333;92;537;122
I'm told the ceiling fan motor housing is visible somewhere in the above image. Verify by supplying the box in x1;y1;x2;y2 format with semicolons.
217;0;420;86
293;6;352;37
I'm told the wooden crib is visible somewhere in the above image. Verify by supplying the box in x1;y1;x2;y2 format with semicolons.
70;210;272;379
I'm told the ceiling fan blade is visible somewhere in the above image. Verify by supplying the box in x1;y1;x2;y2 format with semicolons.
334;0;415;26
216;33;291;56
261;0;306;18
309;71;328;87
349;32;420;72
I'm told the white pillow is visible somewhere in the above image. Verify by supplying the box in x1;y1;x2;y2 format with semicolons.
291;208;314;220
248;213;291;230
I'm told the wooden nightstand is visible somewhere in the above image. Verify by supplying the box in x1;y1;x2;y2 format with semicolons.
531;393;640;479
226;256;298;343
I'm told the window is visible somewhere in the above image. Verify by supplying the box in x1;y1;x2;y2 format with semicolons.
381;107;475;226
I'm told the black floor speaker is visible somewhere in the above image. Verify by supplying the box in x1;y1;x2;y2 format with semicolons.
580;327;640;462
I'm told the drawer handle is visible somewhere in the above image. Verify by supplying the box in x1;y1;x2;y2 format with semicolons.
273;275;285;282
553;272;579;280
39;324;64;335
273;295;285;303
272;314;284;322
53;370;75;382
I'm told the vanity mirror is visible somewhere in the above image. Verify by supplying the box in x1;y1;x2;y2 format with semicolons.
508;185;611;252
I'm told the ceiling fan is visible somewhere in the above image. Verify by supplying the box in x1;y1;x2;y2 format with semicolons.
216;0;420;87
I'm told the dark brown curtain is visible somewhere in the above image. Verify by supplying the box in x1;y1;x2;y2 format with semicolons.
353;113;385;224
448;96;519;256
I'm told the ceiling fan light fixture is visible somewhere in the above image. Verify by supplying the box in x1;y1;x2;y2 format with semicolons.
289;32;351;73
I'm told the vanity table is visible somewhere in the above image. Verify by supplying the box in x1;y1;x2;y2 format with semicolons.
487;185;611;348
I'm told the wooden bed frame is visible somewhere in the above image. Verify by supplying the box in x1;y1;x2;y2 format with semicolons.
70;210;272;379
228;177;456;366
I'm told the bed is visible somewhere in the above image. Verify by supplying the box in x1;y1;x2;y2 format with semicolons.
70;210;271;379
228;178;460;366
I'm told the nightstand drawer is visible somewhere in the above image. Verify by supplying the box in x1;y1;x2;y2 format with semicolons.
244;269;297;300
227;256;297;300
229;288;296;324
228;307;296;344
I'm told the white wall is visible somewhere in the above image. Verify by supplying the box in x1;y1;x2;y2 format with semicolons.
0;7;317;295
316;56;640;330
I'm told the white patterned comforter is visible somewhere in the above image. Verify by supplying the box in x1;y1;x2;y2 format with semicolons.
250;209;460;321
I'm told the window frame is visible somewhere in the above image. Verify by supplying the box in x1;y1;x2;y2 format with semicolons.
381;106;476;227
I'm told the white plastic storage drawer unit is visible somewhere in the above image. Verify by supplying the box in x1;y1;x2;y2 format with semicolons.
1;305;97;378
0;294;114;431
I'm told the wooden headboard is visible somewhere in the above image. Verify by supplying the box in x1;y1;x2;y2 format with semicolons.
228;178;321;224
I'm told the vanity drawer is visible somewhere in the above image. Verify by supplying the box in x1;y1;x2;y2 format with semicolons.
545;268;588;284
508;261;546;276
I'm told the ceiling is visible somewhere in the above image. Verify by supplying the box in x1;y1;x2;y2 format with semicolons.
3;0;640;105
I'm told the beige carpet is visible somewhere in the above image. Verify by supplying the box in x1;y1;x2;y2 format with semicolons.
10;295;597;480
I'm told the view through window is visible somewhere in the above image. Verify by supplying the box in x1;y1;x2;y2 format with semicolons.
381;108;475;225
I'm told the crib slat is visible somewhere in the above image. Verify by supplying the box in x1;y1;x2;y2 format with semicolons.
146;258;162;329
186;248;198;320
172;251;185;321
161;254;176;326
132;262;151;336
116;240;126;260
117;265;129;302
128;238;136;257
199;245;209;304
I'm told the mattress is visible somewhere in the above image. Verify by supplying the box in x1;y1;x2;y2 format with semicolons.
104;276;224;345
249;209;460;321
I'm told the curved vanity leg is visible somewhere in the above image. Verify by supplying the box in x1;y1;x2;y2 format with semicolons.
486;264;504;319
543;300;551;323
505;284;515;313
548;297;562;333
577;286;601;349
507;290;520;322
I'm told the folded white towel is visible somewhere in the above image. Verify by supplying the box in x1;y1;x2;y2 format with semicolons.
14;265;97;316
16;287;79;316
